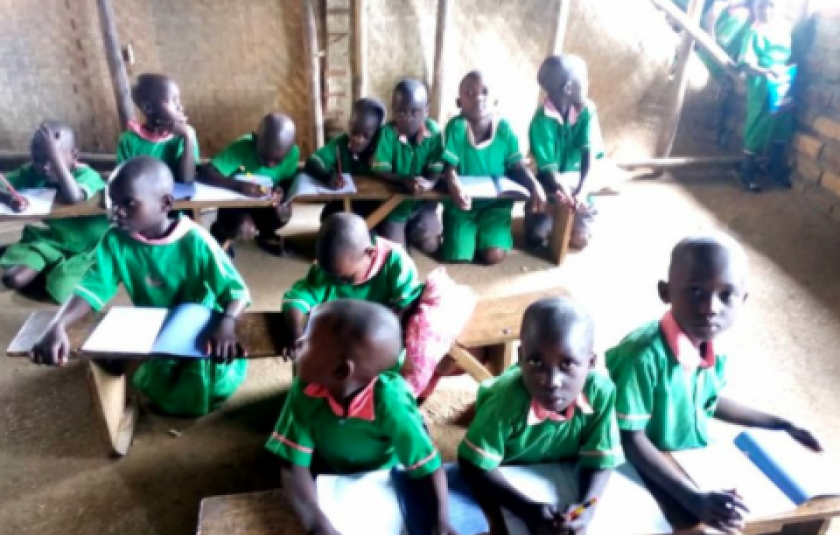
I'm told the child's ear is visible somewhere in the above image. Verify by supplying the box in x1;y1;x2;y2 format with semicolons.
657;280;671;304
160;193;175;213
334;359;354;382
71;147;80;162
588;351;597;368
563;81;573;96
455;97;461;109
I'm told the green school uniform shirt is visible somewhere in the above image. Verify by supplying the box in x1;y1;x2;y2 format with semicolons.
529;99;605;174
458;366;624;471
282;237;423;314
605;319;728;451
372;119;444;222
308;134;374;176
266;372;441;477
211;134;300;186
442;116;523;176
116;121;201;177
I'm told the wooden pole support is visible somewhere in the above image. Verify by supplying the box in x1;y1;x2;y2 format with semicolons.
430;0;452;123
95;0;134;130
303;0;325;149
538;0;573;107
651;0;738;74
654;0;705;159
352;0;368;102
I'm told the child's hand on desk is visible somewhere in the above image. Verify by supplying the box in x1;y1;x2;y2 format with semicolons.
783;422;823;452
270;187;285;207
448;180;472;211
690;490;748;534
329;172;346;190
206;316;246;364
31;325;71;366
562;502;596;535
8;195;29;213
409;176;435;195
527;184;548;214
238;181;270;198
524;503;564;535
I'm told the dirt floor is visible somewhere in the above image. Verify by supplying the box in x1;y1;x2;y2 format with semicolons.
1;169;840;535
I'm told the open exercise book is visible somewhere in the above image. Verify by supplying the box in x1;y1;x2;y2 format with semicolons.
191;174;274;202
316;464;489;535
0;188;56;216
81;304;217;358
284;172;356;202
458;176;531;200
501;463;672;535
673;429;840;519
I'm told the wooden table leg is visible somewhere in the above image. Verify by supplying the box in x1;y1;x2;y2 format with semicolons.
448;345;493;383
190;207;201;222
365;195;405;229
343;197;353;212
484;341;517;375
548;201;574;265
779;518;832;535
87;360;138;457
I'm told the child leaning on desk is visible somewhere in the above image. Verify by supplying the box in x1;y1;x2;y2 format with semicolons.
31;156;250;418
606;233;821;533
0;121;110;303
458;297;623;535
266;299;458;535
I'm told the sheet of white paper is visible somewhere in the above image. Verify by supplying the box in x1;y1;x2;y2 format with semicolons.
316;470;405;535
285;172;356;201
191;174;274;202
501;463;672;535
0;188;57;215
81;307;169;355
672;443;796;519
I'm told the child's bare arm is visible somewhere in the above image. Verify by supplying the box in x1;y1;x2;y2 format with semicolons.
284;308;308;355
303;158;334;185
576;148;593;196
715;397;822;451
31;295;93;366
564;468;612;534
413;467;457;535
509;161;547;213
280;461;339;535
370;169;415;192
36;125;85;203
172;123;197;184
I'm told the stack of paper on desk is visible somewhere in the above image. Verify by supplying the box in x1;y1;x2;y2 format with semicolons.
0;188;56;216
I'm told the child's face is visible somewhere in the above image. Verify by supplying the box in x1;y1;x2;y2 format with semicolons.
145;81;185;125
519;329;594;413
458;75;491;122
392;90;427;138
29;137;74;180
347;114;379;155
255;136;293;168
323;247;373;286
753;0;777;23
659;249;748;342
108;177;170;234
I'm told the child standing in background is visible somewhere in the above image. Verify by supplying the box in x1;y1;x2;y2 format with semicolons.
528;55;606;251
0;122;110;303
371;79;444;255
202;113;299;257
117;73;199;184
738;0;794;192
442;71;546;265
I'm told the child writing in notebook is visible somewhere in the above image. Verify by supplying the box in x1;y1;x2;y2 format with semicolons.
0;121;110;303
371;79;443;255
442;70;546;265
459;297;623;535
267;299;457;535
203;113;299;257
31;156;250;418
528;55;606;251
606;233;820;533
117;73;199;184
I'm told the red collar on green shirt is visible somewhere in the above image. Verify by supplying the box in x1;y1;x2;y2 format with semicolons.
660;311;716;371
303;377;379;421
543;97;581;126
527;392;593;426
127;119;174;143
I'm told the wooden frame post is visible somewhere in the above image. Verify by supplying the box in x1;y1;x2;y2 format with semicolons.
303;0;325;149
430;0;452;123
538;0;572;109
352;0;368;102
95;0;134;130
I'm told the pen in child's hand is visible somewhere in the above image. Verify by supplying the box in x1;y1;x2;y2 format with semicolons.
567;497;598;521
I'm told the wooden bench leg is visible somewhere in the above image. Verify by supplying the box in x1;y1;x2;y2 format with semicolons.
485;341;517;375
365;195;405;229
548;200;575;265
189;207;201;222
87;360;138;457
343;197;353;212
448;345;493;383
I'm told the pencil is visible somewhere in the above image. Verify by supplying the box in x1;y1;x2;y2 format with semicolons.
567;497;599;521
0;173;23;202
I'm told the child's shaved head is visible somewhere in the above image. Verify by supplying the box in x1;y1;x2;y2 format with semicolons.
255;113;296;167
111;156;174;196
316;213;373;276
131;73;176;106
668;233;748;284
521;297;594;354
108;156;174;235
352;98;386;126
538;55;588;90
392;79;429;138
393;79;429;106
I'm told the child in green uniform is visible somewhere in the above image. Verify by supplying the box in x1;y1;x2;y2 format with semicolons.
459;297;623;535
203;113;299;257
283;213;423;345
606;233;821;533
0;122;109;303
32;156;250;418
305;98;386;223
528;55;606;250
267;299;457;535
371;79;443;255
738;0;794;192
442;71;546;265
117;73;199;184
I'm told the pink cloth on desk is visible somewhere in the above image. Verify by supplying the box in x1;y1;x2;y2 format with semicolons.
403;267;477;397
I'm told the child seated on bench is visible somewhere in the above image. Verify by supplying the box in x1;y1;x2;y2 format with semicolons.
31;156;250;418
527;55;606;250
459;297;623;535
0;121;110;303
371;79;443;255
204;113;299;257
606;233;821;533
117;73;199;184
266;299;457;535
441;70;546;265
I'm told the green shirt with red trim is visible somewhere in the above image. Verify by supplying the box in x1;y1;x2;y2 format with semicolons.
211;134;300;186
528;99;605;174
266;371;441;477
458;365;623;471
74;216;250;311
372;119;444;177
605;314;728;451
116;120;201;178
307;134;374;176
441;116;523;176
